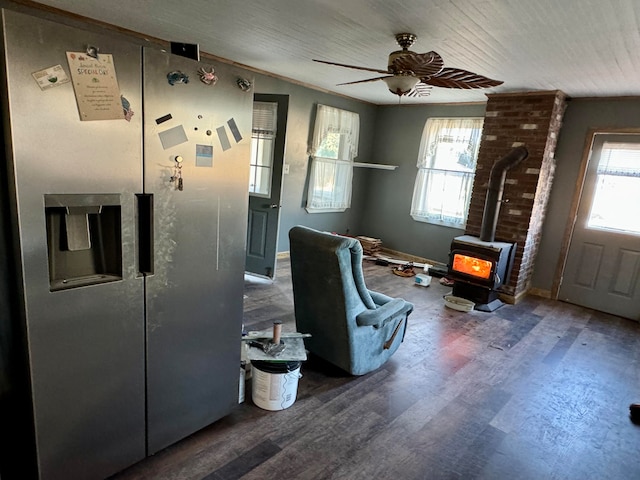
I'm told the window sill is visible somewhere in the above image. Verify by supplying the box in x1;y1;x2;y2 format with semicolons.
306;207;348;214
411;214;466;230
353;162;398;170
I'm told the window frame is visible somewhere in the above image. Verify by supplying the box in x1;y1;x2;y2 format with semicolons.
306;104;360;214
410;117;484;228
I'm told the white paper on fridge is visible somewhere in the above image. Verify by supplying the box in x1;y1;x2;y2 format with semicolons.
32;64;70;90
66;52;124;121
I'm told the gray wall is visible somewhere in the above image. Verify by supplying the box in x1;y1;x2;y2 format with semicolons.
360;103;486;265
251;74;378;253
249;69;640;292
532;97;640;291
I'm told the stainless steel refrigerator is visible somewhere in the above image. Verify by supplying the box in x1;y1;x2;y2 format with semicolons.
0;8;252;479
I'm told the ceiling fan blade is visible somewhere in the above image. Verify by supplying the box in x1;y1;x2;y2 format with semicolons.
406;82;433;97
313;59;391;75
337;75;392;86
423;67;503;89
392;51;444;77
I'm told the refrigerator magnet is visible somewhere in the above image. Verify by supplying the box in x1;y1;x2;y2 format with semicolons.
195;144;213;167
227;118;242;143
197;67;218;85
216;126;231;151
85;45;99;59
167;71;189;85
32;65;70;90
236;77;252;92
121;95;134;122
158;125;189;150
156;113;173;125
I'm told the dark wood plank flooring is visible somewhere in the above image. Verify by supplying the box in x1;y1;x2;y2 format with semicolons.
112;257;640;480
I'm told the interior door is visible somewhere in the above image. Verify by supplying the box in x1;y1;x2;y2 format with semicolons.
245;94;289;279
559;133;640;320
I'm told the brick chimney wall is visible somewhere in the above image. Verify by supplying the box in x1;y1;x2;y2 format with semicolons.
465;91;567;299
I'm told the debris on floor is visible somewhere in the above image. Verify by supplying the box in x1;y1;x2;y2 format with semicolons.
392;262;416;277
356;235;382;255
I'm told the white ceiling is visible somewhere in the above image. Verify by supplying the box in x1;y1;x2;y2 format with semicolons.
30;0;640;105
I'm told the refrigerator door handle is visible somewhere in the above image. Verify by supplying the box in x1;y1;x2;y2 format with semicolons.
136;194;154;275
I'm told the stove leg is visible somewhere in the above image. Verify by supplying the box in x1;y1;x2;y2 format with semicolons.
452;282;505;312
474;298;505;312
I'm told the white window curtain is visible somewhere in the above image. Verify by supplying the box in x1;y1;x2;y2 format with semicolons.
410;117;484;227
306;104;360;213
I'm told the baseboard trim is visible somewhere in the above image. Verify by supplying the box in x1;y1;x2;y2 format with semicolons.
378;247;443;268
527;287;552;299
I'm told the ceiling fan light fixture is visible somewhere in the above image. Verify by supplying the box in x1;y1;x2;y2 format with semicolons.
383;74;420;96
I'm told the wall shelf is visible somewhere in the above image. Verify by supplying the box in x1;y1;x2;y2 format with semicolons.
353;162;398;170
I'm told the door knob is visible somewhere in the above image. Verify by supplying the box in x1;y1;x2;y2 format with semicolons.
264;204;280;209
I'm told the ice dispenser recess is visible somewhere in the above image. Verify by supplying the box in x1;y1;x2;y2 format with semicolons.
45;194;122;291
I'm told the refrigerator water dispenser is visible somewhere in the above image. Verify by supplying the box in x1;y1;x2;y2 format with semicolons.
45;194;122;291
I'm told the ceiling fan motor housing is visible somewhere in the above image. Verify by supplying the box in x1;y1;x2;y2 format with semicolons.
388;33;417;73
388;50;415;73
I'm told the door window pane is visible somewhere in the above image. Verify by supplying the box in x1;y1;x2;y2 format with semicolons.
249;102;277;196
588;141;640;234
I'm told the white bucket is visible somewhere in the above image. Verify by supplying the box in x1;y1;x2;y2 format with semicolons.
251;360;301;411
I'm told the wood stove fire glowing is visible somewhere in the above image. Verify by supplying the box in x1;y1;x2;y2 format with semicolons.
452;253;493;280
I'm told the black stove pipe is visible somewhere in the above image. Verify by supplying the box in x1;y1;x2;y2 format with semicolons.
480;146;529;242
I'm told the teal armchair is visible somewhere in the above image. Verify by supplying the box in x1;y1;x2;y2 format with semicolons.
288;226;413;375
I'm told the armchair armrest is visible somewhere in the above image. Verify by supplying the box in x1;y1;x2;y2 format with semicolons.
356;298;410;328
369;290;393;307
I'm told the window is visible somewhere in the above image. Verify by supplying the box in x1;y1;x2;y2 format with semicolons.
588;141;640;234
306;104;360;213
410;117;484;227
249;101;278;197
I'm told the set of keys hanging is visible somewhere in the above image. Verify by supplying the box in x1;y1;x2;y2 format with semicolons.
170;155;184;191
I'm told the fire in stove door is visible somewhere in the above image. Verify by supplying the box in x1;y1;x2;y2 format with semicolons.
447;235;517;311
451;251;496;287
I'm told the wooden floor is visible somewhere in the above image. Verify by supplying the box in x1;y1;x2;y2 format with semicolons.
113;257;640;480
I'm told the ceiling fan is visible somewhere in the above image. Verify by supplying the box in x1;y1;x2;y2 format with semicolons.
313;33;503;97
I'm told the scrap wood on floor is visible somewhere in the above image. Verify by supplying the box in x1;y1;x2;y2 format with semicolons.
355;235;382;256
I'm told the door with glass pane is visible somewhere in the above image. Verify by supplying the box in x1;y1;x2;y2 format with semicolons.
245;95;288;278
560;133;640;320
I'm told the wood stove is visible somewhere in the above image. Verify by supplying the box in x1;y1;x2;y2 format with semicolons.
448;235;516;311
447;146;528;312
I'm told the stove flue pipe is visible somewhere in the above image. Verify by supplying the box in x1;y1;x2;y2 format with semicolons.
479;146;529;242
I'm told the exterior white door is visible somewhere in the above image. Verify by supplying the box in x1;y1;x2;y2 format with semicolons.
559;132;640;320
